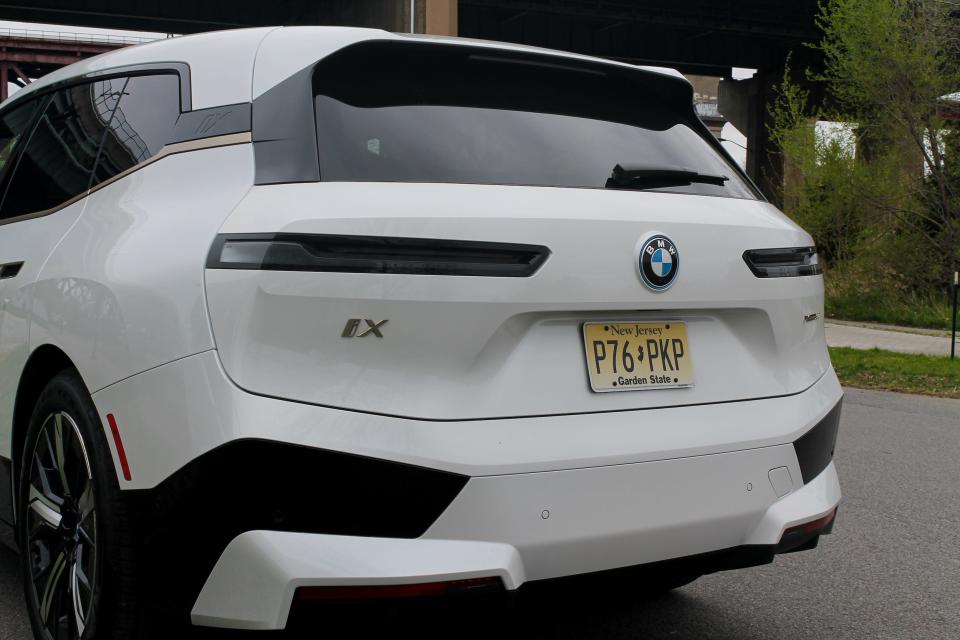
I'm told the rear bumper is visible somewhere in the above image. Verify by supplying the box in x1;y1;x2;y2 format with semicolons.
192;460;840;630
90;351;843;628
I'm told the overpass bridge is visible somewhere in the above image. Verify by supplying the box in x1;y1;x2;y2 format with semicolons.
0;1;820;74
0;28;155;99
0;1;826;203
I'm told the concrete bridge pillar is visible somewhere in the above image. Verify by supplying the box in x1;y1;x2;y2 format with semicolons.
719;69;785;207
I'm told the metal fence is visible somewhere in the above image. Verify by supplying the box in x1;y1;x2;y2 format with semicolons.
0;27;161;46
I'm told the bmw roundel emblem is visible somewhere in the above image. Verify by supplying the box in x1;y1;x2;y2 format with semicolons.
639;235;679;292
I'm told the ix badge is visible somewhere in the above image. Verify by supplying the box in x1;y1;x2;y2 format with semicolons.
341;319;388;338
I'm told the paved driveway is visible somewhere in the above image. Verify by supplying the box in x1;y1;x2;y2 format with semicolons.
826;319;959;356
1;388;958;639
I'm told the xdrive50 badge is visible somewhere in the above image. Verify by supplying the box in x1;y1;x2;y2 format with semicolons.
639;235;679;292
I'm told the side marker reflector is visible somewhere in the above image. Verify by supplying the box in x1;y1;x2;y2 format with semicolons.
106;413;132;481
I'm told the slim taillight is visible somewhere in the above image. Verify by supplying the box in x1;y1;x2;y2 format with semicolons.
743;246;821;278
206;233;550;277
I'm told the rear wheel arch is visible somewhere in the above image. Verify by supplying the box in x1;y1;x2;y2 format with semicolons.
11;345;81;531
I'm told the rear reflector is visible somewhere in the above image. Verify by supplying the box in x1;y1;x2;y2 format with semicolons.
788;508;838;536
106;413;132;481
743;246;821;278
295;576;503;601
776;507;837;553
206;233;550;277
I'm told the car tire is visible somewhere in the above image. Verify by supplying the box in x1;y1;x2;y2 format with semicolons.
18;370;138;640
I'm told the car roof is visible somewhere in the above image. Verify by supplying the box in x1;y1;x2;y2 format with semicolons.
4;26;690;112
5;27;277;110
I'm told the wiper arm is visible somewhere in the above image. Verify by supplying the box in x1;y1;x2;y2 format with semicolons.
605;163;729;189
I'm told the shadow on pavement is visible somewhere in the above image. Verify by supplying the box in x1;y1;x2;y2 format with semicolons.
183;575;758;640
4;540;755;640
0;543;30;640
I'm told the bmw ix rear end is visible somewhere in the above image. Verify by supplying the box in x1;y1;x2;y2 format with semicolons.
0;27;841;637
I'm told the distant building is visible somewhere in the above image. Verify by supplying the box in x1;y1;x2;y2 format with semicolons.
687;74;726;138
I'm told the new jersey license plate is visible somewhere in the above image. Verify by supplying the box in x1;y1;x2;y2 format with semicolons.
582;322;693;392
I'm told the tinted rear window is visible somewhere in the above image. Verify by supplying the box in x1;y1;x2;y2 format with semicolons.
312;42;756;199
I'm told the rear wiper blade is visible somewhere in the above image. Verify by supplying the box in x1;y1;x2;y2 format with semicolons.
605;163;729;189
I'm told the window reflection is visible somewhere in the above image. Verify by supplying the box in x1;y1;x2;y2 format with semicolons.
1;81;119;218
95;74;180;183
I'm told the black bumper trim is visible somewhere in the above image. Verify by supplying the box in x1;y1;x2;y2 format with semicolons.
793;399;842;484
126;439;467;621
526;544;778;592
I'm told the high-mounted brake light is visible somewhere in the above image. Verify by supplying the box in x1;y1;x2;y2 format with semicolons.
743;247;821;278
295;576;503;601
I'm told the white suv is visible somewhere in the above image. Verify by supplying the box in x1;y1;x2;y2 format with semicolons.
0;27;841;638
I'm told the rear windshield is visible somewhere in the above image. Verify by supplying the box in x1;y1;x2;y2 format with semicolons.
311;42;757;199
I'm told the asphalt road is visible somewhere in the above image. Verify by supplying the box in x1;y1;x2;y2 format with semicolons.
1;387;958;639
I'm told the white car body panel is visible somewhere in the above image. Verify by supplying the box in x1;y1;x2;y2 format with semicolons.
90;348;840;489
192;532;526;629
0;204;86;459
28;144;254;396
208;182;827;419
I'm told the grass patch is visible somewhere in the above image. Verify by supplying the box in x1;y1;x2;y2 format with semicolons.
823;262;958;331
826;288;956;331
829;347;960;398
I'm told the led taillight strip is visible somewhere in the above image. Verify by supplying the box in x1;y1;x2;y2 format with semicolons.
206;233;550;278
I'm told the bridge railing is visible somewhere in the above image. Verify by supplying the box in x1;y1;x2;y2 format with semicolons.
0;27;162;46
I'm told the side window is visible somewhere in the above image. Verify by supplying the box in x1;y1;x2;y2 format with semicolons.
0;98;42;181
95;74;181;184
0;80;121;220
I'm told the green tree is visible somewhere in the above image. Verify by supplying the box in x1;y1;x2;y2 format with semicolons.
771;0;960;283
770;71;867;264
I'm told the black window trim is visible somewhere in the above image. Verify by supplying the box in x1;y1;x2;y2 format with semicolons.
1;62;193;114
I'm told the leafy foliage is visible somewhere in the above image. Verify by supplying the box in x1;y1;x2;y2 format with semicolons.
770;0;960;323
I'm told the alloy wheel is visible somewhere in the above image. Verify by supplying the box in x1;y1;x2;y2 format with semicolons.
25;411;98;640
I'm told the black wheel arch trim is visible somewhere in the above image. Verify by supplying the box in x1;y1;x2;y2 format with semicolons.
0;455;12;530
124;438;469;616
